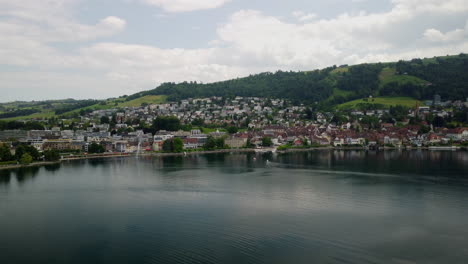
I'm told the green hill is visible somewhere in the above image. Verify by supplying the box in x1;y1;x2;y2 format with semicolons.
1;54;467;120
134;54;467;106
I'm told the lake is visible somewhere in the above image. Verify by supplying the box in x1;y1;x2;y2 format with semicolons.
1;150;467;264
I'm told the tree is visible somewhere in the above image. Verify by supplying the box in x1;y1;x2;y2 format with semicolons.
261;137;273;147
20;153;33;164
173;138;184;152
244;138;254;148
162;139;172;152
88;142;105;153
215;138;225;149
305;107;314;120
227;126;238;134
15;144;40;161
162;138;184;152
331;114;348;125
14;145;26;161
191;118;205;127
389;105;409;121
203;136;217;150
44;150;60;161
418;125;431;134
432;116;446;127
100;116;110;124
0;144;13;161
152;116;181;132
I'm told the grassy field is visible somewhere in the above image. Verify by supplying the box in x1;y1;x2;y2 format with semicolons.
338;96;423;109
194;127;247;134
378;67;428;88
57;95;168;116
330;67;349;74
117;95;167;107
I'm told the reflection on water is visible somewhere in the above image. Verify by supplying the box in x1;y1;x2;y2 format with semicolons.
0;170;11;185
44;163;61;172
0;150;467;264
15;166;40;184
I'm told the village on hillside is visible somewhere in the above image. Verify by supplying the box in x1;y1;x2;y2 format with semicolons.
1;95;468;163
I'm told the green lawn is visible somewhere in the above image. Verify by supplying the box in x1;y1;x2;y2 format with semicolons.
59;95;168;116
330;67;349;74
117;95;167;107
338;97;423;109
378;67;429;88
197;127;228;133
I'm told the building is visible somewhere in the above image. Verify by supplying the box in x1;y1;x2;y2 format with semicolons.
225;137;247;148
0;130;28;140
434;94;441;105
43;139;78;151
183;138;199;149
114;141;128;152
28;130;61;139
445;128;468;141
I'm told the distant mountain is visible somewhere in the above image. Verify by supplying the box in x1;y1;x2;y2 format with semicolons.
1;54;467;120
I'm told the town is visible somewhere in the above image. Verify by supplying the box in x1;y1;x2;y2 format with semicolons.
1;95;468;164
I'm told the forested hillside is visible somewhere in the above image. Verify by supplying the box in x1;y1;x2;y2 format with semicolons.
134;54;468;105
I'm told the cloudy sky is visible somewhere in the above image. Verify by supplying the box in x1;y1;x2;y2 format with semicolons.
1;0;467;102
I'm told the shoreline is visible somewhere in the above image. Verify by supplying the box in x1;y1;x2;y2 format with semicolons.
0;147;465;171
0;161;61;170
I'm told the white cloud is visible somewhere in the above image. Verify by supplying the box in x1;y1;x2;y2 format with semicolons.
0;0;126;43
391;0;468;14
0;0;127;69
143;0;231;12
292;11;317;22
100;16;127;31
216;0;468;68
424;21;468;43
0;0;76;21
1;0;468;101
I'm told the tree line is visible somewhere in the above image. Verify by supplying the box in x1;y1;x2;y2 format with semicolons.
0;143;60;165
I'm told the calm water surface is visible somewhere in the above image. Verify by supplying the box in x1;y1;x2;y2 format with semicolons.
1;150;467;264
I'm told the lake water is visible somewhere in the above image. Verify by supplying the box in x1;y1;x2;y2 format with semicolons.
1;150;467;264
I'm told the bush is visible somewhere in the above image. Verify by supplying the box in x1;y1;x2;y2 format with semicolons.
152;116;181;132
227;126;238;134
15;144;40;161
20;153;33;165
88;142;105;153
162;138;184;152
277;145;291;151
0;144;13;161
44;150;61;161
203;136;227;150
261;137;273;147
